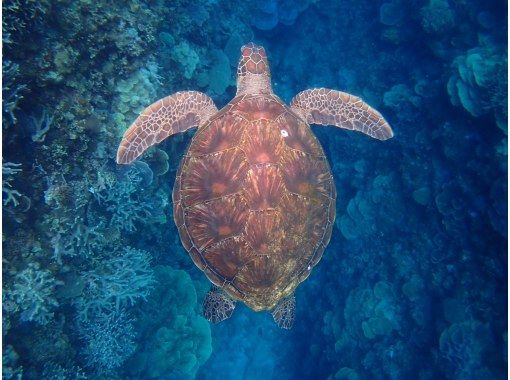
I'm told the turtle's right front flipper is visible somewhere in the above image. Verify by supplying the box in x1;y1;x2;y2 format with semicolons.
290;88;393;140
116;91;218;164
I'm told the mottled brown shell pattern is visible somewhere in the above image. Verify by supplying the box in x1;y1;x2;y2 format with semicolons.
173;94;336;311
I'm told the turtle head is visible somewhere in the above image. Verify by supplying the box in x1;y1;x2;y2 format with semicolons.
236;43;272;96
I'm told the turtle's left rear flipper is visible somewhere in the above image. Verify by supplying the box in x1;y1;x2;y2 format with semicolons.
203;286;236;323
290;88;393;140
116;91;218;164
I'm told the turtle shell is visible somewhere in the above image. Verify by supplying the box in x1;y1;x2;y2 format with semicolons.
173;93;336;311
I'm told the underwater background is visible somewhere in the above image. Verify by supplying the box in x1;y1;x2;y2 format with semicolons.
2;0;507;379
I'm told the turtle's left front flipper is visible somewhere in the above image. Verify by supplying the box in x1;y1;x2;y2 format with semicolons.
290;88;393;140
116;91;218;164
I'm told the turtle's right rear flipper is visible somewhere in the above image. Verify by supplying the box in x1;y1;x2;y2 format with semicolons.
271;295;296;329
203;286;236;323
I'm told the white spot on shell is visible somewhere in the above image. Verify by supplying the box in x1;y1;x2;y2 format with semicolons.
281;129;288;137
307;265;311;271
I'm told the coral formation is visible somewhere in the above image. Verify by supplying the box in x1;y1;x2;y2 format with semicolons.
2;161;23;207
4;262;62;325
112;61;162;138
344;282;401;340
1;0;506;378
80;310;137;372
420;0;455;34
74;247;155;321
439;320;493;378
447;42;507;129
127;266;212;379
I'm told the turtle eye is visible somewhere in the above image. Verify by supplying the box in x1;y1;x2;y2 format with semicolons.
280;129;288;138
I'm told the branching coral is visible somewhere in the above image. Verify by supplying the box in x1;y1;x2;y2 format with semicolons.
4;262;62;325
79;310;136;372
2;60;27;126
28;108;53;142
43;175;108;261
41;363;86;380
2;161;23;207
98;166;156;232
2;0;50;44
74;247;154;321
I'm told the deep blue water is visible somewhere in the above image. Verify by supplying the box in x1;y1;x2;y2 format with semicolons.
2;0;507;379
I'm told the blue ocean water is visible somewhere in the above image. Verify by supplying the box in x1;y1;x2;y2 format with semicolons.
2;0;507;379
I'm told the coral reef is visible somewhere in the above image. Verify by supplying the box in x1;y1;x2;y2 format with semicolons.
74;247;155;321
439;320;493;378
79;310;137;372
251;0;317;30
2;161;23;207
112;60;162;138
4;262;62;325
448;43;507;130
1;0;506;379
420;0;455;34
126;266;212;379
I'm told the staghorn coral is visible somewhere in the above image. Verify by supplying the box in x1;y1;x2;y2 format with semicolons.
97;166;158;233
74;247;154;322
2;60;27;127
43;175;106;261
79;310;136;372
2;0;50;44
41;363;87;380
2;161;23;207
28;108;53;142
4;262;63;325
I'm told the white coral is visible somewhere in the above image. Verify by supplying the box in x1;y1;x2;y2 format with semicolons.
2;161;22;207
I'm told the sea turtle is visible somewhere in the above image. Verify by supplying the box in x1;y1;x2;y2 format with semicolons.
117;43;393;329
